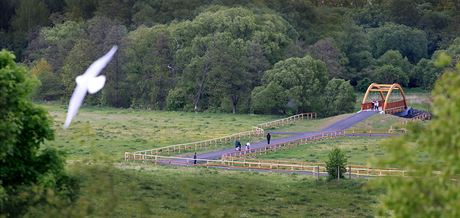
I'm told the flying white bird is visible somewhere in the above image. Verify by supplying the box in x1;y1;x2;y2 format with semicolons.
63;46;118;129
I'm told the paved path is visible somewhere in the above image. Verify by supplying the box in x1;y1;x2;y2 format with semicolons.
190;111;379;160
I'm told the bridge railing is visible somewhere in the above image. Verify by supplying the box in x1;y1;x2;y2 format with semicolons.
384;100;406;114
125;112;317;157
123;154;407;177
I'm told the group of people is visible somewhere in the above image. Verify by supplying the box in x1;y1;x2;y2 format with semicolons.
234;132;272;152
234;140;250;151
193;133;273;164
371;99;380;111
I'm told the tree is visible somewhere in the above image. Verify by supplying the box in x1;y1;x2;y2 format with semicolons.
0;50;76;216
336;23;373;77
307;38;347;79
372;65;409;86
251;82;288;114
251;55;329;115
376;50;412;73
322;79;356;117
368;23;428;63
325;148;347;180
375;56;460;217
31;58;64;100
412;58;441;90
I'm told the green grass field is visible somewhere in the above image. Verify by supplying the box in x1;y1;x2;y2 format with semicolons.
254;136;390;166
36;103;394;217
352;114;407;131
40;103;279;161
57;164;379;217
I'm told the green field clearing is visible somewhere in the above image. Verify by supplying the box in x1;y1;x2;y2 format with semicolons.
40;103;279;161
352;114;407;131
254;136;391;166
62;163;379;217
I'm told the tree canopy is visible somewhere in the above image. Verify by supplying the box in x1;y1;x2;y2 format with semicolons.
0;49;76;216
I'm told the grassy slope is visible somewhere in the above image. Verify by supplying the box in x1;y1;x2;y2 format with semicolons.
67;164;379;217
40;103;278;161
352;114;407;131
255;137;389;166
38;103;384;217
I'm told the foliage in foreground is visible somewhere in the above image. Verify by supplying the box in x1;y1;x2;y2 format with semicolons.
26;163;377;217
375;56;460;217
0;50;76;216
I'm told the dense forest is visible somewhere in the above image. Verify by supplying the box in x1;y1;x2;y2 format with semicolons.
1;0;459;115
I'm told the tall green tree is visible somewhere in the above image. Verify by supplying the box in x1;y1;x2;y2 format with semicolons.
252;55;329;115
0;50;76;216
368;23;428;63
375;56;460;217
322;79;356;117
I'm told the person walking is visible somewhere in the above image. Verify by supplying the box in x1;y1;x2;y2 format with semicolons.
266;133;271;145
193;152;197;165
246;142;250;151
235;139;240;151
375;99;379;111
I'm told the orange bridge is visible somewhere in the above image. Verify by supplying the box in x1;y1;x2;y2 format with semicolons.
361;83;407;114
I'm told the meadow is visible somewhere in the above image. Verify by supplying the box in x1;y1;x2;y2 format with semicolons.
37;102;404;217
50;163;380;217
253;136;390;166
40;103;279;161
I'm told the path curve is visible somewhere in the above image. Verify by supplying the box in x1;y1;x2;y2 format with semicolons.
189;111;380;160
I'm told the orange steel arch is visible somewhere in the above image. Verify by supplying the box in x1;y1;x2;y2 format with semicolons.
361;83;407;114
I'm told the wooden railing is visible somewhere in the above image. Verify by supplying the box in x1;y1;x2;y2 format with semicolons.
344;129;402;134
123;154;407;177
221;131;346;159
384;100;406;114
256;113;317;129
129;127;264;156
412;113;432;121
125;112;317;156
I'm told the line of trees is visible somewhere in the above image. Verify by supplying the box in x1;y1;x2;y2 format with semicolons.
1;0;459;115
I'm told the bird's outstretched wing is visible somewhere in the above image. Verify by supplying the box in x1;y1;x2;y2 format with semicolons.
83;46;118;78
64;85;87;129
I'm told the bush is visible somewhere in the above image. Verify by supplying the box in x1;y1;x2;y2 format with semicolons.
325;148;348;180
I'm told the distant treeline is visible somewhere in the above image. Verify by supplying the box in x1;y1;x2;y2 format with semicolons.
0;0;459;115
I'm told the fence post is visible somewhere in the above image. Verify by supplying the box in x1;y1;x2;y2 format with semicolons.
317;165;320;180
337;166;340;181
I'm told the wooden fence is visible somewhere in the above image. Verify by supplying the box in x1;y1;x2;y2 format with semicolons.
123;154;407;177
221;131;346;159
257;112;317;129
125;112;317;157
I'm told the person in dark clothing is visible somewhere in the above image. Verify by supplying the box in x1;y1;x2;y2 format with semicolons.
193;152;197;164
235;140;240;151
267;133;271;145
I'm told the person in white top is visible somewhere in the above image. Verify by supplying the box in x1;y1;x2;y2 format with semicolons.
246;142;250;151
